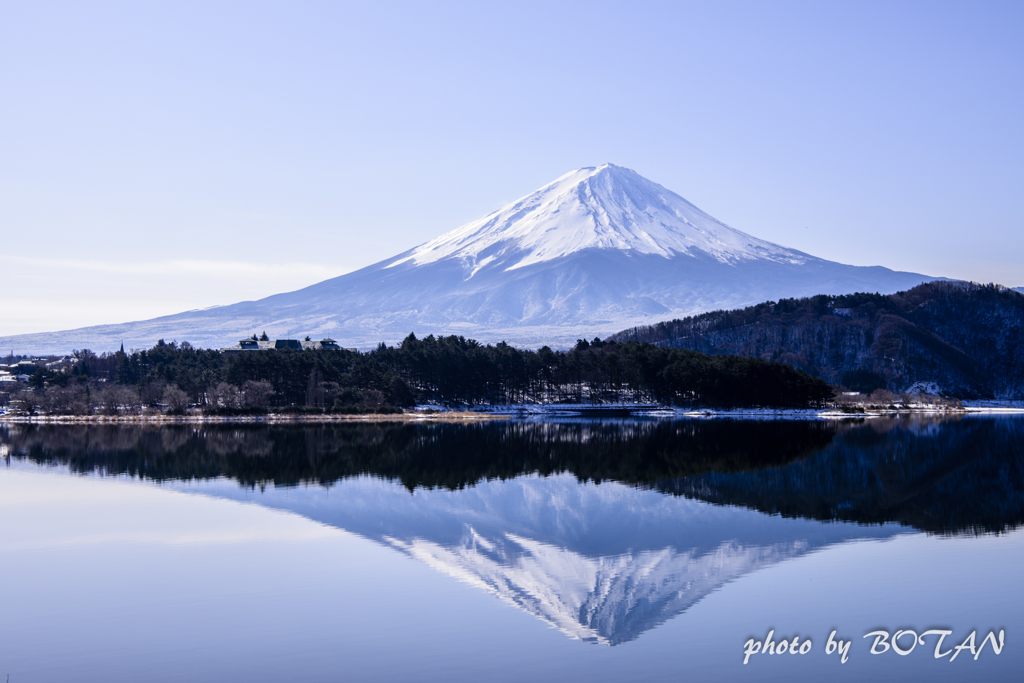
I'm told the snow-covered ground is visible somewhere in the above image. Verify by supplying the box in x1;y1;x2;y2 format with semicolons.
962;399;1024;413
469;404;980;420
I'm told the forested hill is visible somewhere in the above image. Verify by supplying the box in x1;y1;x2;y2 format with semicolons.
609;282;1024;399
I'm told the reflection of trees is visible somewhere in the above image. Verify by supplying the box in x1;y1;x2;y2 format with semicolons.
3;417;1023;533
1;420;835;489
658;416;1024;534
205;429;274;459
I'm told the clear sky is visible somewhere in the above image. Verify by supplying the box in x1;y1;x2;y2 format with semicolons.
2;0;1023;336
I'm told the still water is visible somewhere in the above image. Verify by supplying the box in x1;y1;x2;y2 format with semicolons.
1;416;1022;682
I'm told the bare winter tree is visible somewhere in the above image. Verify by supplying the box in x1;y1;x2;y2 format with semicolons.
44;384;91;415
362;389;386;408
11;387;41;415
93;388;118;415
112;385;141;414
140;379;168;406
241;380;274;409
208;382;242;409
162;385;190;413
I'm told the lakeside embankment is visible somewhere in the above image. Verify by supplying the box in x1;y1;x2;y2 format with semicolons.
0;410;508;425
4;403;1022;425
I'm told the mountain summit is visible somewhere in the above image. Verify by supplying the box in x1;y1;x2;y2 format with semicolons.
391;164;804;273
1;165;935;353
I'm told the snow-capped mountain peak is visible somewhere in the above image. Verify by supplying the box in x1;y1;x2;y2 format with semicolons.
0;163;935;353
389;163;806;274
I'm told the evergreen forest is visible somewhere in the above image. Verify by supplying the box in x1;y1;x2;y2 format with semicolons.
3;333;833;414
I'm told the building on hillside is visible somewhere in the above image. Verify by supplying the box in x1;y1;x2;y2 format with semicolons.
219;337;355;354
304;338;350;351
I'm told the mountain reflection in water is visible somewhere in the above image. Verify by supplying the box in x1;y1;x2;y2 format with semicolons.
3;416;1022;645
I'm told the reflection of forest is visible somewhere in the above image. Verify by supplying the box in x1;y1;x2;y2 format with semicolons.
0;420;836;487
3;416;1022;533
662;416;1024;534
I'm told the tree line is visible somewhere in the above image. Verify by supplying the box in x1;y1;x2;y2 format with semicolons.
1;333;834;416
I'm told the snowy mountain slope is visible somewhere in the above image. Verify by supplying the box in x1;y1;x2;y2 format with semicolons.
389;165;803;272
2;164;936;353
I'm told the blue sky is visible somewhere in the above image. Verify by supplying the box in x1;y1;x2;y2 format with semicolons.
2;0;1022;335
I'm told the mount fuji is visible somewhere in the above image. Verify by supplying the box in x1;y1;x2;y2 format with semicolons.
4;164;935;353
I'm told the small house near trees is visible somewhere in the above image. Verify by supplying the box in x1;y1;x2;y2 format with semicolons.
220;336;354;354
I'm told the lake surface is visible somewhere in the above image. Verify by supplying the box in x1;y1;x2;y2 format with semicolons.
1;416;1022;682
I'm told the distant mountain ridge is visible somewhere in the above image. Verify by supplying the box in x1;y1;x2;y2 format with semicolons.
610;281;1024;398
1;164;935;354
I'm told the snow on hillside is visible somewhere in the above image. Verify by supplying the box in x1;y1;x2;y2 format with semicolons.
0;164;936;354
390;164;805;274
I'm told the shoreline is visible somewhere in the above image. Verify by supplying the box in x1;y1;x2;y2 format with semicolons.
3;405;1023;425
0;411;509;425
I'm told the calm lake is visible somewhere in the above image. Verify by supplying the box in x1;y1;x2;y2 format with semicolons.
1;416;1022;682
